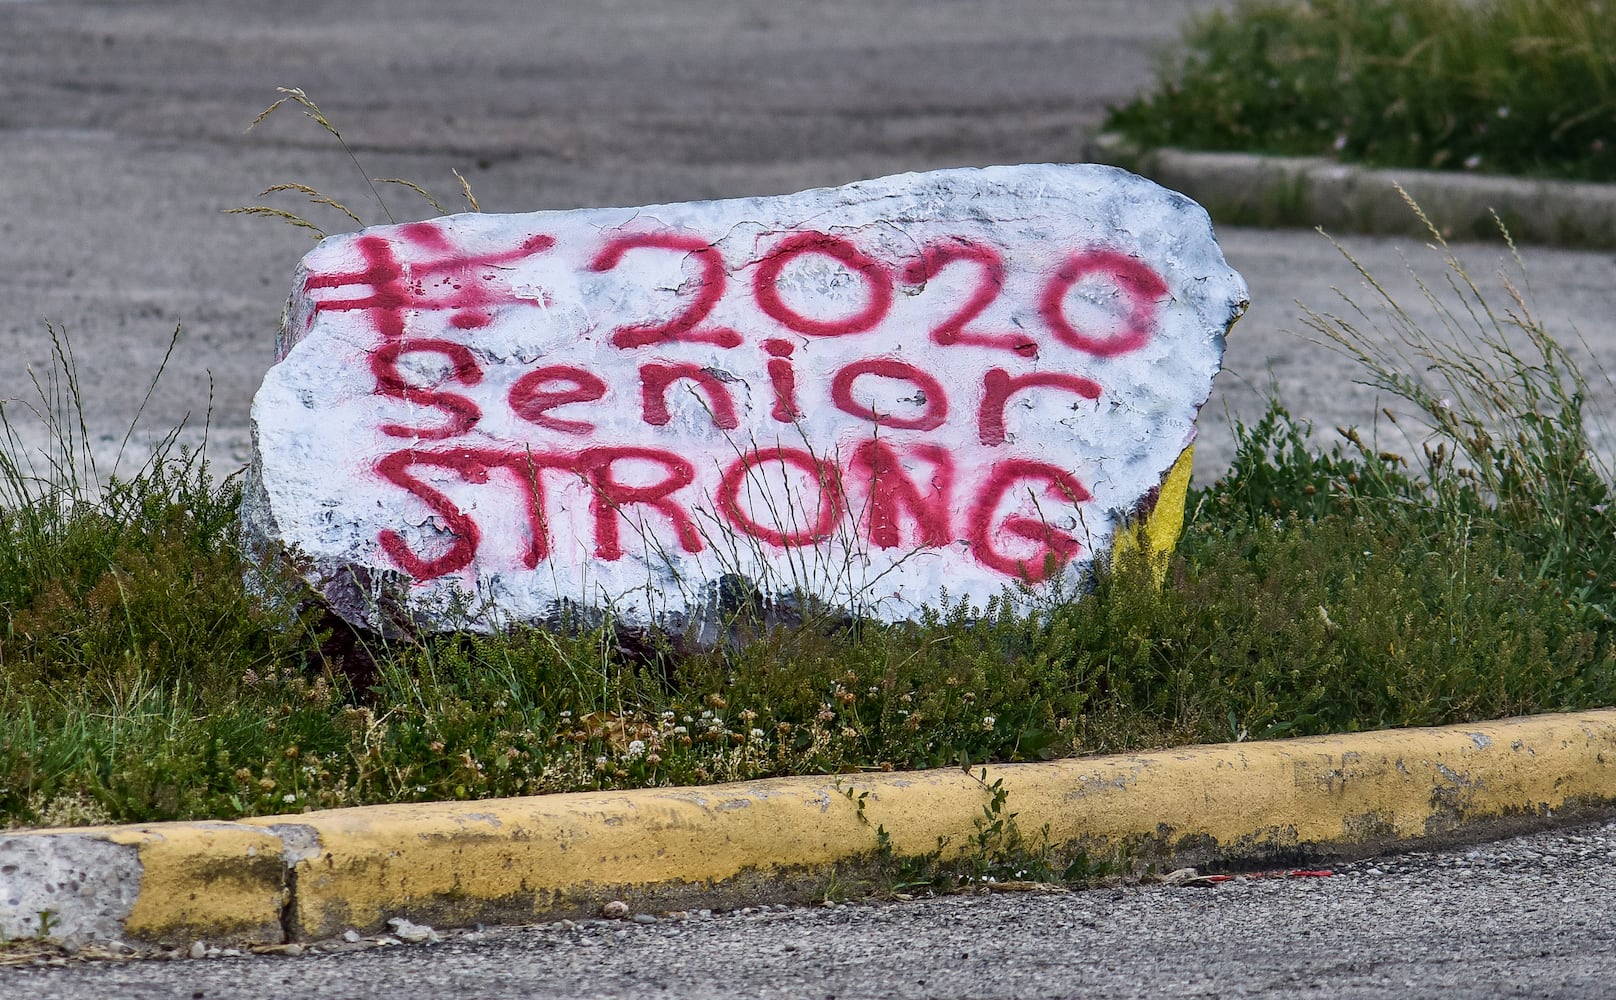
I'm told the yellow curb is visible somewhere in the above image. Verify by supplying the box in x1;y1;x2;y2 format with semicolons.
105;824;288;946
5;709;1616;945
249;708;1616;940
0;823;285;948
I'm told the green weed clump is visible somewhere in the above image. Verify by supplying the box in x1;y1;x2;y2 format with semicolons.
1108;0;1616;182
4;222;1615;831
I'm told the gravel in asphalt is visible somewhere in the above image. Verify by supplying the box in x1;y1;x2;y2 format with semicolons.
7;820;1616;999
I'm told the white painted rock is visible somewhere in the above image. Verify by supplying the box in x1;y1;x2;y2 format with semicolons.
242;164;1248;634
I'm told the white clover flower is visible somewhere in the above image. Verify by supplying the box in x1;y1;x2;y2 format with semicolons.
981;716;996;731
626;740;646;758
750;728;765;739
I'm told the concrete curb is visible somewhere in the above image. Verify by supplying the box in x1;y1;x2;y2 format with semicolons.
1086;137;1616;249
5;709;1616;948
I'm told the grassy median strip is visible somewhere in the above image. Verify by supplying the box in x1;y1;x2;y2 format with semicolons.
3;226;1614;830
1107;0;1616;182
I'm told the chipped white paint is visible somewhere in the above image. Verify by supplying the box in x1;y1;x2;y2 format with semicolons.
265;824;323;865
243;164;1247;632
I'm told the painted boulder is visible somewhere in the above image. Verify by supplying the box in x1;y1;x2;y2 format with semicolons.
241;164;1248;634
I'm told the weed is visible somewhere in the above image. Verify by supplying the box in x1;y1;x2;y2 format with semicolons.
230;87;482;237
1303;200;1616;618
864;773;1122;894
245;88;396;227
1109;0;1616;182
5;298;1613;829
6;163;1615;830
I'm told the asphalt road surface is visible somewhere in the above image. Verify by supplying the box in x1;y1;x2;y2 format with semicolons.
5;0;1613;481
8;821;1616;999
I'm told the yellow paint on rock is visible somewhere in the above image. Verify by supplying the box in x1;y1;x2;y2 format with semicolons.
241;709;1616;939
1112;445;1195;583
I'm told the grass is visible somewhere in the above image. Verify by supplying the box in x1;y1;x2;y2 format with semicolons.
4;89;1613;831
2;211;1613;832
1106;0;1616;182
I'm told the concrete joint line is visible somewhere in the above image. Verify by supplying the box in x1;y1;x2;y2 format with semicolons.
5;709;1616;948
